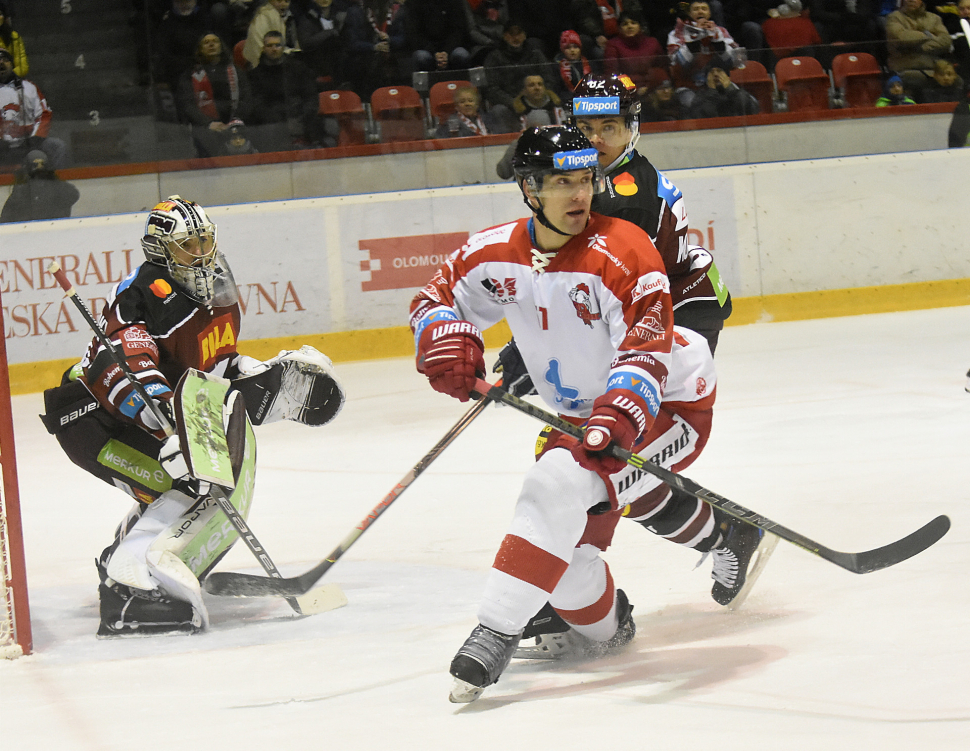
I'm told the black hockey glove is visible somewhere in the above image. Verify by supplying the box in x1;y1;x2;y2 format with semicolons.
493;339;537;398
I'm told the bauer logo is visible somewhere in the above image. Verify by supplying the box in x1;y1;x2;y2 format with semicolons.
572;97;620;115
552;148;599;170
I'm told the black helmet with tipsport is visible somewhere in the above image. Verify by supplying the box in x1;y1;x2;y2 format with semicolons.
570;72;641;126
512;125;605;236
512;124;604;192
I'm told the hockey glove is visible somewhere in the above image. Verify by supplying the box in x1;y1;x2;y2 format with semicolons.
570;390;649;475
417;319;485;402
493;338;536;397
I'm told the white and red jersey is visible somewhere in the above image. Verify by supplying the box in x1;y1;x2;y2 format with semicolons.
0;78;53;146
410;212;674;425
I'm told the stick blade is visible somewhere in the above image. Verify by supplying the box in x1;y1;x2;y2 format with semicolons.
841;515;951;574
204;571;306;598
295;584;348;615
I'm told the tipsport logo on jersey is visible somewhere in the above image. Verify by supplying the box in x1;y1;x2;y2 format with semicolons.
571;97;620;116
552;148;599;171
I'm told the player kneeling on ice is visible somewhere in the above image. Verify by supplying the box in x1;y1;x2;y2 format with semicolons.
40;196;345;637
413;125;683;702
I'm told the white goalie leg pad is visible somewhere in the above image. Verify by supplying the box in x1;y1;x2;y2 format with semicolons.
106;490;199;591
233;345;345;427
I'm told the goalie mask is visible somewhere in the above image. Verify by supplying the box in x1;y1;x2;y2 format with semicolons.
141;196;231;305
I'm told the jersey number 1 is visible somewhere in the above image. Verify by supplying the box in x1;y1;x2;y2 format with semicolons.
538;307;548;330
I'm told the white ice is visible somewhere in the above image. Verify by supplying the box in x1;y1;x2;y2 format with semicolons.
2;306;969;751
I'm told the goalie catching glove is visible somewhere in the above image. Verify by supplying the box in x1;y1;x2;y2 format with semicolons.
570;388;650;475
417;319;485;402
231;345;345;427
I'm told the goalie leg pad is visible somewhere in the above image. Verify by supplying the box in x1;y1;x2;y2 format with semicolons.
232;345;345;427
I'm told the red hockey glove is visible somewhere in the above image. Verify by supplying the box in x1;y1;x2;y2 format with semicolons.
570;390;650;475
416;319;485;402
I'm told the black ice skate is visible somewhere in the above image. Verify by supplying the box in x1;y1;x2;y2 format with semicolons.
96;558;202;638
449;624;522;703
709;521;778;609
515;589;636;661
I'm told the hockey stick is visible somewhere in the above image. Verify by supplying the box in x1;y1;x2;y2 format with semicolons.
470;378;950;575
203;391;493;598
47;262;334;616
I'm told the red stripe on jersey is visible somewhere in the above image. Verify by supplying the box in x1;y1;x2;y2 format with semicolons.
555;568;616;626
492;534;569;593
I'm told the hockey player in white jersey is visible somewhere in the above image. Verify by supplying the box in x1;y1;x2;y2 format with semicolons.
411;125;724;702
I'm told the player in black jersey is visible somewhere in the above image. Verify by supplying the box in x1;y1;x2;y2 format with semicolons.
41;196;345;636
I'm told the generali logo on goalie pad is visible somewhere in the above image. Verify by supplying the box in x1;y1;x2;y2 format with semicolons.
359;232;468;292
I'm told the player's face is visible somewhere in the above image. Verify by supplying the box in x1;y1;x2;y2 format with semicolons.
170;233;216;269
575;117;630;167
536;170;594;235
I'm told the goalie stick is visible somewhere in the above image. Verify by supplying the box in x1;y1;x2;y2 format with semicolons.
470;378;950;575
47;262;340;616
203;391;493;598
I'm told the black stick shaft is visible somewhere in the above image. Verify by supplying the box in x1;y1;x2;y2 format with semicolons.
471;378;949;575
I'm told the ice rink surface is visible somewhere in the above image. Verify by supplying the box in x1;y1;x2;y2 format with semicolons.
2;306;968;751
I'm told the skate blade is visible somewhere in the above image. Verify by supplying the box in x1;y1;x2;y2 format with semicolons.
295;583;348;615
727;533;779;611
449;677;485;703
513;632;576;660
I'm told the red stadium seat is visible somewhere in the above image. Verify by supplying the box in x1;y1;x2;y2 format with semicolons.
370;86;427;142
831;52;883;108
774;56;831;112
233;40;247;69
730;60;775;114
428;80;470;126
318;90;368;146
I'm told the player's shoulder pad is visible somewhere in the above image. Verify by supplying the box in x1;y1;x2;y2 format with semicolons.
461;220;521;258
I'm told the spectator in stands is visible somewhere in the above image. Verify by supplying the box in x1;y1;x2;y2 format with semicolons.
570;0;628;63
886;0;953;95
467;0;510;63
641;76;688;120
225;0;261;40
222;120;259;154
0;2;27;77
433;84;506;136
941;0;970;71
407;0;472;73
513;73;565;126
0;49;68;170
494;109;556;179
604;12;663;93
483;22;554;114
809;0;881;48
1;150;79;223
668;1;739;107
297;0;348;83
342;0;395;98
177;33;254;157
689;59;760;116
555;29;592;94
920;58;965;100
243;0;301;69
876;73;918;104
153;0;227;91
948;86;970;144
248;30;326;150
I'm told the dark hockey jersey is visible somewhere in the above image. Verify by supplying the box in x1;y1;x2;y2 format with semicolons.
81;262;241;433
593;151;731;333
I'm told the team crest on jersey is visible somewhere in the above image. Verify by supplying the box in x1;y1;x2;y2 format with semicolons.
612;172;638;197
569;283;600;328
629;301;666;342
696;377;707;396
481;277;517;304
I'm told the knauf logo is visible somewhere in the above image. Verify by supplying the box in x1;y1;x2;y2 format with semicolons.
553;148;599;170
573;97;620;115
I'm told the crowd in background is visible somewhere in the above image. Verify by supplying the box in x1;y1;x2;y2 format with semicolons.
1;0;969;175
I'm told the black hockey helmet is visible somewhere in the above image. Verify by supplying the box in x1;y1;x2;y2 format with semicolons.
512;125;601;183
569;73;641;126
512;125;604;236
